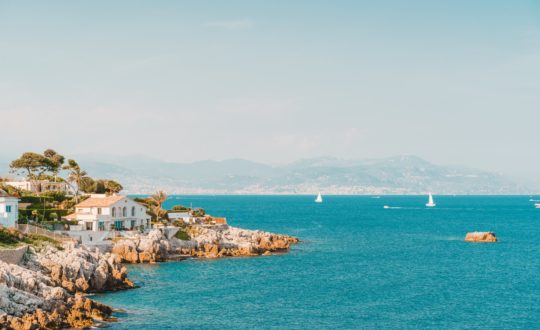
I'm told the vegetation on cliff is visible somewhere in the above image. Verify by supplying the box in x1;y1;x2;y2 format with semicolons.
0;228;63;250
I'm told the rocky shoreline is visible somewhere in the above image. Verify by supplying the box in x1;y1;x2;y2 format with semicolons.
112;224;300;263
0;225;298;329
0;245;133;329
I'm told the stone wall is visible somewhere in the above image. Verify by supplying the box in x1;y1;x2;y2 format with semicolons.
0;245;28;264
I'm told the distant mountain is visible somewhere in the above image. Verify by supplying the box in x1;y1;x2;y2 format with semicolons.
0;154;534;194
0;155;538;194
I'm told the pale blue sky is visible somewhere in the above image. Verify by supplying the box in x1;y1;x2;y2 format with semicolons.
1;1;539;179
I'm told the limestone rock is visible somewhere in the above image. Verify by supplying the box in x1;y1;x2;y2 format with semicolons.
111;225;299;262
26;245;133;293
0;260;114;329
111;229;171;263
465;232;497;243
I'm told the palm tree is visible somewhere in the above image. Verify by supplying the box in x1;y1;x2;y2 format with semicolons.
63;159;89;202
150;190;168;222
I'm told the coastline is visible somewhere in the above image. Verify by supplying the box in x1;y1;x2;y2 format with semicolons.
111;224;299;263
0;224;299;329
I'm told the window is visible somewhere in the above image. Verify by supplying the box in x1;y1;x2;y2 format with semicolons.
6;205;11;213
98;222;105;231
132;206;136;217
115;220;123;230
97;208;102;215
122;207;127;217
112;208;116;217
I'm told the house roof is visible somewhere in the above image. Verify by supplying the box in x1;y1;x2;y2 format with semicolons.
75;195;126;207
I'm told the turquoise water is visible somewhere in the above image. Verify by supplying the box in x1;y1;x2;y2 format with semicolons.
95;196;540;329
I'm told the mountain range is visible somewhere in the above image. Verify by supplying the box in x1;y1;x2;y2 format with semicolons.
2;154;533;195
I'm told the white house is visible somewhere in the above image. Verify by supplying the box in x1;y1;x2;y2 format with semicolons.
5;180;73;194
0;189;18;228
168;211;192;223
65;194;151;232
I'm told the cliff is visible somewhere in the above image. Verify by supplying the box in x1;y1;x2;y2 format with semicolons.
0;244;134;329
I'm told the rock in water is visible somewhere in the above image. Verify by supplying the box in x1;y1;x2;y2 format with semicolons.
464;232;497;243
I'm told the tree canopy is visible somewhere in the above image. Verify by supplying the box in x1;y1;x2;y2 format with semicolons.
10;152;52;178
43;149;65;180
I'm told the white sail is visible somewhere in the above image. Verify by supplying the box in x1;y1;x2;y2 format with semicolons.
426;192;436;207
315;192;323;203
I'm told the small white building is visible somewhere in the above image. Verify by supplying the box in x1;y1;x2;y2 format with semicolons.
168;211;192;223
0;189;18;228
5;180;73;194
66;194;151;232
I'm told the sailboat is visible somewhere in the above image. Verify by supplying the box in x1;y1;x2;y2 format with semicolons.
426;192;436;207
315;192;323;203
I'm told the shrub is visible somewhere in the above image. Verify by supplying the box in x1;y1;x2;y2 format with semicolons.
192;208;205;217
41;190;67;202
19;209;69;221
174;228;191;241
22;234;63;250
0;229;21;246
171;205;189;212
20;196;52;204
172;220;186;228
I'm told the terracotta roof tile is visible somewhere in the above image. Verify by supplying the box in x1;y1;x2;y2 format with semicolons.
75;195;126;207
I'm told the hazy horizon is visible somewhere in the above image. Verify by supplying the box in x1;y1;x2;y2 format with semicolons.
1;1;539;180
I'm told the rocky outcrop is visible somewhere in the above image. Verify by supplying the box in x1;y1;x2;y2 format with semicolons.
184;225;299;258
465;232;497;243
112;229;172;263
0;260;114;329
112;225;299;262
26;245;134;293
0;242;134;329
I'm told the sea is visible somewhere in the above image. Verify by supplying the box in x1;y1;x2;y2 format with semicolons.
94;195;540;329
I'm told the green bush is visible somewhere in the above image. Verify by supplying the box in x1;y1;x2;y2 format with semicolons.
171;205;189;212
22;234;63;250
20;196;52;204
174;228;191;241
192;208;205;217
41;190;67;202
19;208;69;221
41;220;78;226
0;229;20;247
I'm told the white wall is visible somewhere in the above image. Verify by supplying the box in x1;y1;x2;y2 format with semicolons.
74;197;150;231
0;197;19;228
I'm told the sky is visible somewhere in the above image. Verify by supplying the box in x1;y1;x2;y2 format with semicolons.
1;1;539;180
